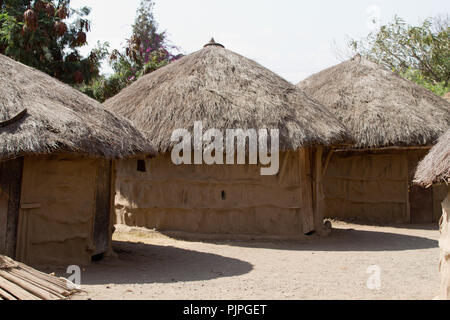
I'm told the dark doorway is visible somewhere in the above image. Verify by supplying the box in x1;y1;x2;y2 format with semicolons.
93;160;112;256
409;185;433;223
0;158;23;258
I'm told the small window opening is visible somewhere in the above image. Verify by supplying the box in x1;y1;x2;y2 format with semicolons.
305;230;316;236
221;190;226;200
137;159;146;172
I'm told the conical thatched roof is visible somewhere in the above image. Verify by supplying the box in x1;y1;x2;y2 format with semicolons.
415;129;450;186
297;55;450;149
103;40;350;152
0;54;155;160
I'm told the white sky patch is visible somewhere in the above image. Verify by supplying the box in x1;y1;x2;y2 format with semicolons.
70;0;449;83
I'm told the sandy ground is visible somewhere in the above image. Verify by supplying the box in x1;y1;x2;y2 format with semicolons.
61;221;440;300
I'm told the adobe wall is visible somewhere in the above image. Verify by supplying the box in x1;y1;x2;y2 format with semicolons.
323;149;446;224
114;150;315;236
439;189;450;300
15;156;101;265
324;151;409;223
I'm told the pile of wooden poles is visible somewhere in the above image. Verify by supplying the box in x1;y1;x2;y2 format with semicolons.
0;255;77;300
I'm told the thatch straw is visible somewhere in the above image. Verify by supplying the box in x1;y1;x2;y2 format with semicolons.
414;129;450;186
297;55;450;149
0;54;155;160
103;41;351;152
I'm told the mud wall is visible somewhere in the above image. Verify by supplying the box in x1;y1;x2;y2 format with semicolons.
440;189;450;300
434;185;449;223
114;151;314;236
324;151;409;223
323;149;446;224
15;156;102;266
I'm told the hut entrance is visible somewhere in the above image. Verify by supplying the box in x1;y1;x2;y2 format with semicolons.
93;160;112;257
409;185;433;223
0;158;23;258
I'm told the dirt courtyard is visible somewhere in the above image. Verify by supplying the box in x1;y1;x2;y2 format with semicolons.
63;221;440;300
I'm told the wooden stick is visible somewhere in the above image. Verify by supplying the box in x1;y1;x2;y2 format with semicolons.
0;109;27;128
0;287;17;300
10;269;67;298
17;263;72;289
0;275;39;300
334;146;432;152
314;147;325;232
0;270;60;300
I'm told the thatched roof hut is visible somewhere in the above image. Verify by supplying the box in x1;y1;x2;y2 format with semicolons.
415;129;450;300
0;54;154;265
103;39;350;237
104;39;350;152
0;53;154;159
297;56;450;224
298;55;449;149
415;129;450;187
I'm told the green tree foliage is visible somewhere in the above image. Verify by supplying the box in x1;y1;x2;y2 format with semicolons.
81;0;182;102
348;16;449;96
0;0;108;85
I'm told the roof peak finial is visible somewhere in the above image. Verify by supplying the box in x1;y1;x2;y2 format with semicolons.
204;38;225;48
352;53;362;62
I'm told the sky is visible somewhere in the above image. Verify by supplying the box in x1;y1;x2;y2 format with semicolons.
71;0;449;84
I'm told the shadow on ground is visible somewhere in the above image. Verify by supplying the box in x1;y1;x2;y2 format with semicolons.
75;241;253;285
159;227;439;252
49;226;438;286
327;219;440;231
